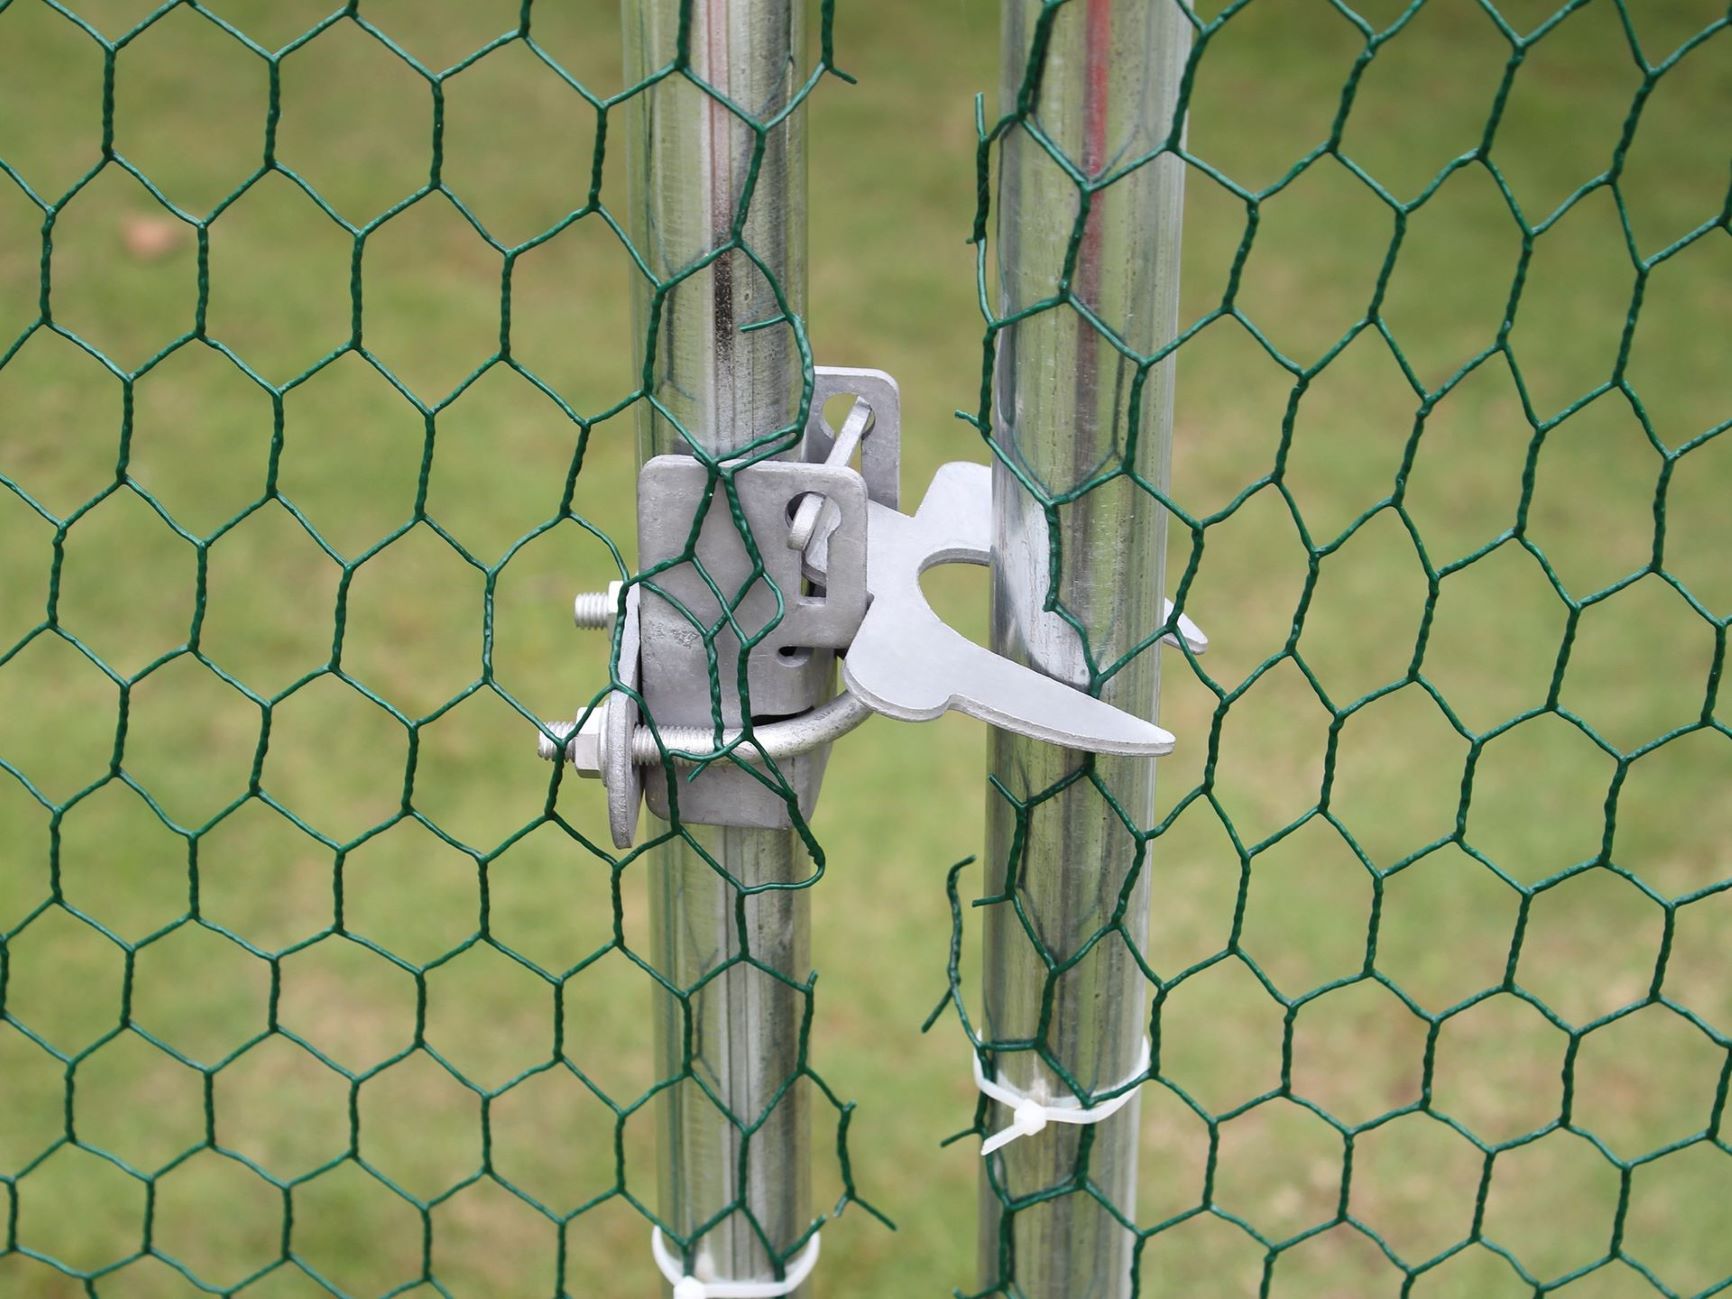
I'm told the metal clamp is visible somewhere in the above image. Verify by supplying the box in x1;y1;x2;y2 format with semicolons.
536;367;1206;848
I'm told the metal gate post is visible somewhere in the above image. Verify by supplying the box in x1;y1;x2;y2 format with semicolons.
980;1;1190;1294
623;1;813;1293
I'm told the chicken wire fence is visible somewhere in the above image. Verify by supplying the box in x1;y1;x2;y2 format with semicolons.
0;0;1727;1297
941;1;1732;1296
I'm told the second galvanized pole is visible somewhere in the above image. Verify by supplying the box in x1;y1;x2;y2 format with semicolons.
623;1;814;1294
980;1;1190;1295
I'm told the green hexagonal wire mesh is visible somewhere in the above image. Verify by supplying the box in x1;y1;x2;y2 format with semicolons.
0;0;1728;1297
926;1;1732;1295
0;0;880;1294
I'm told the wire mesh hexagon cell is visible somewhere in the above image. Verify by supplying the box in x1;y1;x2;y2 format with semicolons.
0;1;1728;1298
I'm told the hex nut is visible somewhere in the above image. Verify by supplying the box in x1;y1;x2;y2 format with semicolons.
569;708;606;779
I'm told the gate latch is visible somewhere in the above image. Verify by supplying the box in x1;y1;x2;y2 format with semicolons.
536;367;1206;848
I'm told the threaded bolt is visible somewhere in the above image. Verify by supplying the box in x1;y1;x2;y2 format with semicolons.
538;720;747;769
539;719;717;767
627;725;741;765
572;580;624;631
536;720;577;762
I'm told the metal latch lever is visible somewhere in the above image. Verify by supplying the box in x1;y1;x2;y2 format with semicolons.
843;460;1182;758
535;367;1206;848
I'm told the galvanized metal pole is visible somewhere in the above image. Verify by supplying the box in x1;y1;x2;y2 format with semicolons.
981;1;1189;1295
623;1;813;1293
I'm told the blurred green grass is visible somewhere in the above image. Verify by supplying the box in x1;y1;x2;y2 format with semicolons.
0;0;1729;1296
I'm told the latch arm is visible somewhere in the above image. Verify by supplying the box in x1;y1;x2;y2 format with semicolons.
535;366;1207;848
842;461;1174;758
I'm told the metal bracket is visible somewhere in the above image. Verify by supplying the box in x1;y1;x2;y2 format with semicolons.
537;366;1205;848
804;367;899;509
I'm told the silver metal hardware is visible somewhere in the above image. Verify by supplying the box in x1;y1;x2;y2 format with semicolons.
539;690;871;772
788;395;870;554
843;461;1174;756
626;368;900;832
637;454;869;721
535;366;1206;850
571;580;624;631
804;367;900;509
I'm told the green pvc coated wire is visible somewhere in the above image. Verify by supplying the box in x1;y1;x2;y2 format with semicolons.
0;0;881;1293
1;0;1729;1296
927;1;1732;1296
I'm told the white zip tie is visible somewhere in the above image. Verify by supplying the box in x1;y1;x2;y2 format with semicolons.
972;1038;1152;1157
651;1226;821;1299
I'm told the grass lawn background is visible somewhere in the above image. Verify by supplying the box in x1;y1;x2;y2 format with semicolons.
0;0;1729;1295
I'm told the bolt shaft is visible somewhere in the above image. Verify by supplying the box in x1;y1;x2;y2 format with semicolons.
572;591;613;630
537;690;870;769
536;720;577;761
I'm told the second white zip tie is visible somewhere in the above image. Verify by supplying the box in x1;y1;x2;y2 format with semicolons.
651;1226;821;1299
971;1038;1153;1157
